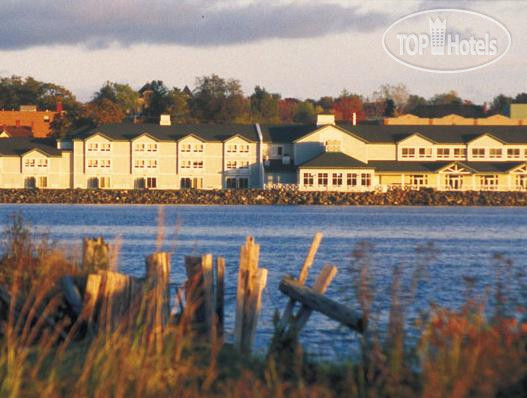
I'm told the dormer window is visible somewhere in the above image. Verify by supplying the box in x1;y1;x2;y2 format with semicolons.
401;148;415;158
325;140;341;152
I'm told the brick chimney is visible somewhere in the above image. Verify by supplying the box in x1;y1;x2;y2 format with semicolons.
15;119;20;128
56;99;63;113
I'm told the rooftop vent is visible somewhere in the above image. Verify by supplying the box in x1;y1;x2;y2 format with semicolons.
316;113;335;126
160;114;171;126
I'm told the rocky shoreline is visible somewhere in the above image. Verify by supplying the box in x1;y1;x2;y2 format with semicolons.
0;188;527;206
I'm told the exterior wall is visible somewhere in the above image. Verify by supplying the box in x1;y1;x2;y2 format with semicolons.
223;136;259;189
510;104;527;120
385;113;527;126
131;135;177;189
366;144;396;160
294;125;367;164
298;167;375;191
264;172;297;186
0;151;70;189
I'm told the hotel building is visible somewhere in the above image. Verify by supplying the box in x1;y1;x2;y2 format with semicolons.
2;112;527;192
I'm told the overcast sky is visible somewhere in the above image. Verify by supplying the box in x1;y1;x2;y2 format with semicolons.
0;0;525;103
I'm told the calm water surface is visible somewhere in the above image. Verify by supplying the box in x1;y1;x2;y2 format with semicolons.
0;205;525;358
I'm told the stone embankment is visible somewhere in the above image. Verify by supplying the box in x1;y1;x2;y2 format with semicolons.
0;188;527;206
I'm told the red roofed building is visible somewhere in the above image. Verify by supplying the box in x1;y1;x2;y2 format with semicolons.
0;104;61;137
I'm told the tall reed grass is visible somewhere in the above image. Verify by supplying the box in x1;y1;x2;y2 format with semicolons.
0;214;525;397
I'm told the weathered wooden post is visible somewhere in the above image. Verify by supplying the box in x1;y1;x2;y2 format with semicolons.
184;254;215;338
82;237;110;273
215;256;225;340
234;236;268;354
146;252;171;330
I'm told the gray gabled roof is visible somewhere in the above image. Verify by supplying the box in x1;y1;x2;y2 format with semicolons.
259;124;319;143
0;137;61;157
368;160;525;173
336;123;527;144
299;151;370;169
71;123;260;142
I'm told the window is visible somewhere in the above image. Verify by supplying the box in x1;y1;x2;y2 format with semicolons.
43;115;50;122
226;178;237;188
489;148;502;158
325;140;341;152
418;147;432;158
445;175;463;190
318;173;328;186
226;161;236;169
146;177;157;189
239;161;249;169
238;178;249;189
516;175;527;190
453;148;466;158
134;160;145;168
227;144;237;153
240;144;249;153
472;148;485;158
181;144;191;152
25;177;36;189
480;175;498;190
332;173;343;186
37;176;47;188
37;159;48;168
347;173;358;187
507;148;520;159
181;160;191;169
276;146;283;156
147;143;158;152
88;159;98;168
181;178;192;188
146;160;157;168
410;175;428;187
401;148;415;158
99;177;111;189
361;173;371;187
100;143;111;152
24;159;35;168
87;143;98;151
192;160;203;169
303;173;314;186
135;143;145;152
437;148;450;158
100;159;111;168
193;144;203;153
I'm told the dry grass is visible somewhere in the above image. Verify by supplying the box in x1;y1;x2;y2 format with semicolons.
0;214;525;397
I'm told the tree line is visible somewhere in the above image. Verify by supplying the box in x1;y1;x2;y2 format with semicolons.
0;75;526;138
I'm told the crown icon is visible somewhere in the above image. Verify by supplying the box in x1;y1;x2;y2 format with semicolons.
429;17;447;55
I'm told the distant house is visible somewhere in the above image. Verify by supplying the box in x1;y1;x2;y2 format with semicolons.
0;104;61;138
408;104;486;119
0;125;33;138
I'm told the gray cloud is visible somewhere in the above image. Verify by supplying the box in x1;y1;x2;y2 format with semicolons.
0;0;390;50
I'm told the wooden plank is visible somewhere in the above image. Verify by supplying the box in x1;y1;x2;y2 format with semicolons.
241;268;267;354
279;276;365;333
83;274;102;332
234;236;259;351
277;232;323;331
201;254;214;337
146;252;171;328
184;255;205;326
82;237;110;273
293;264;337;331
215;256;225;339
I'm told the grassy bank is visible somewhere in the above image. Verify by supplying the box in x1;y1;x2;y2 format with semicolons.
0;215;525;397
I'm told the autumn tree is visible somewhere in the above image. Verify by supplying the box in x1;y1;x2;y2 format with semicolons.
333;94;365;122
429;90;463;105
278;98;300;123
372;83;410;115
250;86;280;123
402;94;427;114
81;99;125;126
293;101;317;124
191;74;249;123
